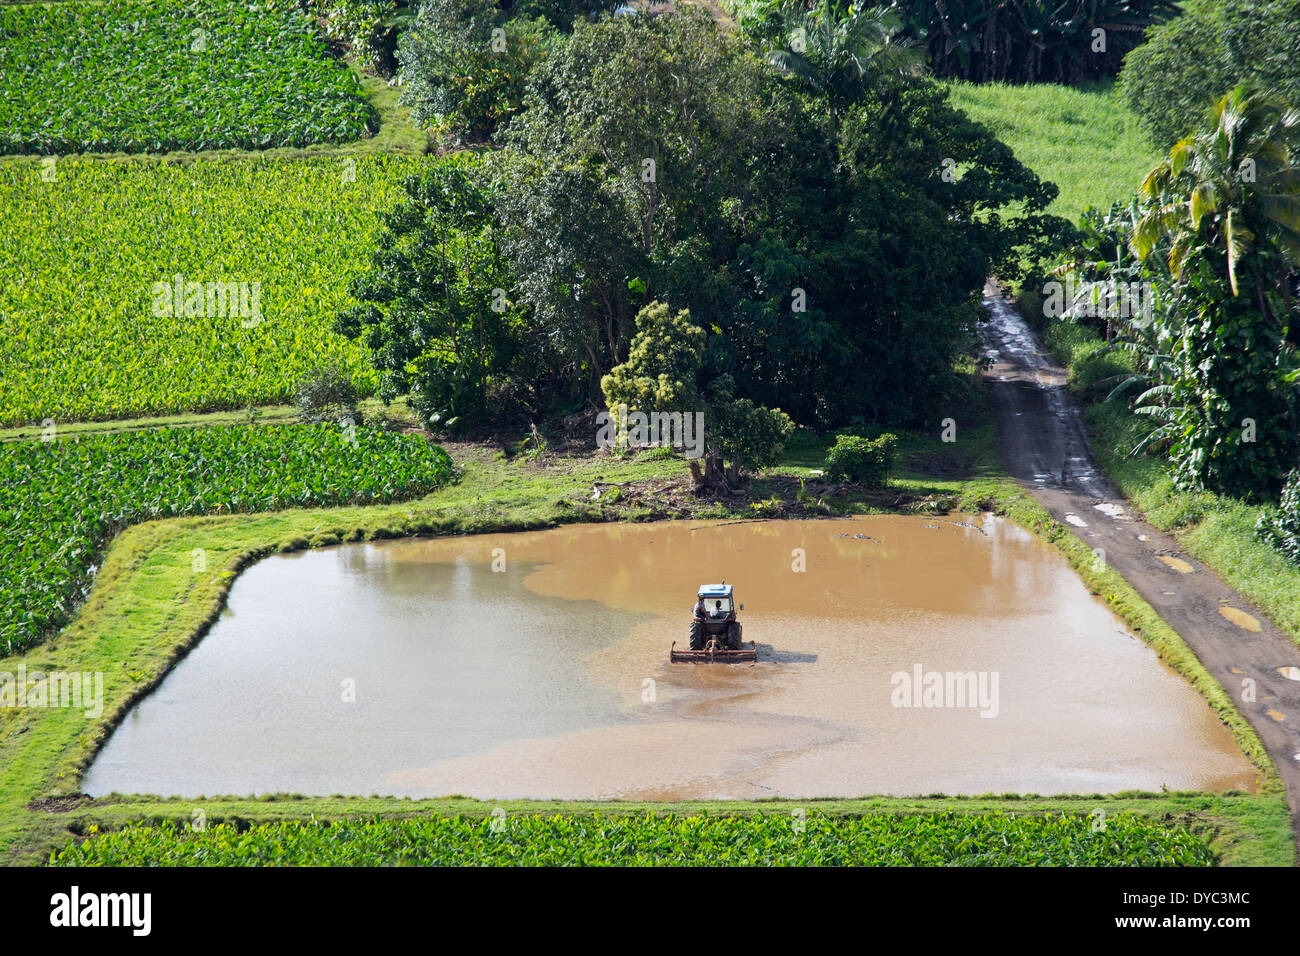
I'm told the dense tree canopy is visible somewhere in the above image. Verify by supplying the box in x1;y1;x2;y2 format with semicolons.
348;7;1071;435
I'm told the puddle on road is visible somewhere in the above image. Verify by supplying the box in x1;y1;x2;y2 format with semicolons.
1219;607;1263;633
1158;555;1195;574
84;515;1256;800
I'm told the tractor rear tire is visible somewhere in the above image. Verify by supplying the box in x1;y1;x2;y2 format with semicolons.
689;620;705;650
726;621;742;651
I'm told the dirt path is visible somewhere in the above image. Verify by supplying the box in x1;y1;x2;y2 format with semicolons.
979;282;1300;849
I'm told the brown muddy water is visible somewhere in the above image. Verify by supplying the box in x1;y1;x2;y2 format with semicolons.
83;515;1256;800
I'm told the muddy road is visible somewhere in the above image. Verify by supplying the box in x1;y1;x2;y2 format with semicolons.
980;282;1300;846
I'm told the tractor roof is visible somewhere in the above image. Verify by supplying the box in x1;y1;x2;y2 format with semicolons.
698;584;732;597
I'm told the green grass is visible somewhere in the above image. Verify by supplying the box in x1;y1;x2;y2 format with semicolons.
0;0;375;155
49;810;1217;866
943;80;1159;223
0;154;427;425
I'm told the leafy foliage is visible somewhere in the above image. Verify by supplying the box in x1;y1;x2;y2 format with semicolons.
0;424;454;656
881;0;1180;84
49;811;1215;866
600;302;795;481
1121;0;1300;148
764;1;923;135
824;432;898;486
490;11;1066;429
0;0;376;155
397;0;554;144
283;0;401;74
336;153;532;428
1256;468;1300;566
1127;86;1300;498
293;363;361;424
0;156;423;425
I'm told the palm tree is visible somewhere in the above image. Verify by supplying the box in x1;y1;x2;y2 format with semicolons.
1133;84;1300;300
1127;84;1300;497
765;1;924;139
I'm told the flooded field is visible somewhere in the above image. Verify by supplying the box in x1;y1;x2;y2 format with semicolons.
83;515;1256;799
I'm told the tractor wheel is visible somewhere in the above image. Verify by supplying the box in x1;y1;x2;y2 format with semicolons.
689;619;705;650
726;621;742;651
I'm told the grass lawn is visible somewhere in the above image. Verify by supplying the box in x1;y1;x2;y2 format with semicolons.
944;79;1159;223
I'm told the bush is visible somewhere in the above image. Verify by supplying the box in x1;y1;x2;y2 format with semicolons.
294;364;360;424
824;433;897;487
1256;469;1300;566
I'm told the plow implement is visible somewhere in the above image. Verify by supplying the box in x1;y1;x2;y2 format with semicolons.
670;640;757;664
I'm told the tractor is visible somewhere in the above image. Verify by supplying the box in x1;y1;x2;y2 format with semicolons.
670;584;757;663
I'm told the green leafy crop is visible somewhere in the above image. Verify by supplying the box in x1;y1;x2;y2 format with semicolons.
0;424;453;656
50;811;1215;866
0;0;376;155
0;155;425;425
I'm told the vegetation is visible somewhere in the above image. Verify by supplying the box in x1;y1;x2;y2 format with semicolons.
733;0;1179;84
50;810;1215;866
601;301;796;490
941;80;1158;223
1255;469;1300;567
284;0;404;74
0;155;423;425
1068;87;1300;500
350;10;1070;432
397;0;557;144
1121;0;1300;147
335;152;529;428
824;432;898;486
0;0;376;155
0;424;453;656
1044;322;1300;646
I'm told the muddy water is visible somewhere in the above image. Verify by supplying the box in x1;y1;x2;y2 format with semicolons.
83;515;1256;799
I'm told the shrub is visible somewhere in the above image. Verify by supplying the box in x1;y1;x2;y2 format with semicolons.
294;364;360;424
824;433;897;487
1256;469;1300;566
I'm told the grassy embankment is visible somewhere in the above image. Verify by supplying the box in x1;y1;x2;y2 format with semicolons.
0;391;1288;867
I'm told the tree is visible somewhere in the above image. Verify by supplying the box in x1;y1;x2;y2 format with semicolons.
765;1;922;139
1129;85;1300;498
498;9;771;385
335;155;530;429
398;0;553;144
601;302;795;491
1121;0;1300;148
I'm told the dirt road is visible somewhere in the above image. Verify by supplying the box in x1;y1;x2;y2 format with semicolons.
979;282;1300;849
